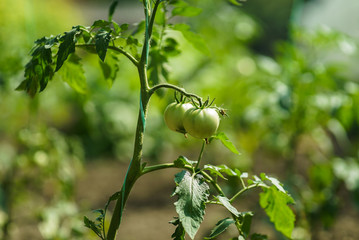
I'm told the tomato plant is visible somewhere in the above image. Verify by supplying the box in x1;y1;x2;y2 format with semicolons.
16;0;297;239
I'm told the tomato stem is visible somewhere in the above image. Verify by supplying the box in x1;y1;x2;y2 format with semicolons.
195;140;206;170
106;1;163;239
148;83;203;105
229;183;269;203
76;44;139;66
141;163;193;175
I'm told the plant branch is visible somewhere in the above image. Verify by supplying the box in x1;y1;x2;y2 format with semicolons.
229;184;267;203
199;170;225;196
140;0;162;66
195;140;206;170
76;44;139;66
149;83;203;104
141;163;194;175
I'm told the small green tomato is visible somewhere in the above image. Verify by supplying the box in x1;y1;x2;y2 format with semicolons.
183;107;220;139
164;102;193;134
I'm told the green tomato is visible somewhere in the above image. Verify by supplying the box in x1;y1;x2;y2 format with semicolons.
164;102;193;134
183;107;220;139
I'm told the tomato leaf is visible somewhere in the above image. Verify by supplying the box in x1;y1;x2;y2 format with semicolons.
104;190;121;211
95;30;112;62
84;216;102;238
240;212;253;238
203;164;238;179
260;173;287;194
56;26;80;72
108;0;119;21
91;19;112;30
148;49;168;87
170;218;186;240
172;23;210;56
56;54;87;94
217;196;240;217
172;170;209;239
172;1;202;17
99;53;120;88
210;132;240;155
17;36;58;97
204;218;235;239
259;186;295;238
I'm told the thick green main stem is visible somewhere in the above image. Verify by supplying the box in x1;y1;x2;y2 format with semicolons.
106;91;149;240
106;1;161;239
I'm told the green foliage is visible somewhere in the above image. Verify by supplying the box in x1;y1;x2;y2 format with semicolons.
170;218;186;240
172;170;210;239
99;53;121;88
17;18;140;97
205;218;235;239
57;53;87;94
259;187;295;238
217;196;240;217
210;132;241;155
171;23;210;55
240;212;253;238
84;215;103;239
228;0;246;6
56;26;82;71
16;36;57;96
171;0;202;17
95;30;112;62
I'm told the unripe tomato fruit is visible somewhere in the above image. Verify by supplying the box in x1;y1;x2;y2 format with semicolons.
183;107;220;139
164;102;193;134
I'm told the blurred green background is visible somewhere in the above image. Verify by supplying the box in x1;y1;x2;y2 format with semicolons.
1;0;359;239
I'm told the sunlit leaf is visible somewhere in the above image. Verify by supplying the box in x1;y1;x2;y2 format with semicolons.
259;187;295;238
203;164;238;179
172;1;202;17
217;196;240;217
173;170;209;239
260;173;286;193
210;132;240;155
172;23;210;55
57;54;87;94
99;53;120;88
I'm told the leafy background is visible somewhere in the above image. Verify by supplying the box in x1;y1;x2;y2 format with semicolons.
1;0;359;239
